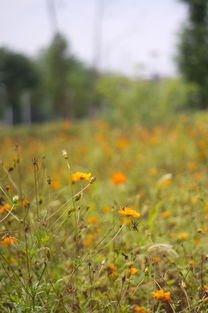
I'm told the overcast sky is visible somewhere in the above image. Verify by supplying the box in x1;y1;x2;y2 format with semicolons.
0;0;187;77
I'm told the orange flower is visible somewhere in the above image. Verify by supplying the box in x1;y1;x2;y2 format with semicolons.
152;257;161;262
134;306;147;313
86;216;98;224
118;207;140;218
83;239;92;246
117;137;129;148
162;210;171;218
108;264;117;271
188;259;195;265
109;271;119;277
94;227;102;233
204;285;208;291
51;180;60;189
72;171;92;181
178;233;188;240
194;172;202;180
1;236;17;246
0;203;11;214
152;289;171;302
127;267;138;274
112;172;126;184
102;206;111;213
157;173;172;187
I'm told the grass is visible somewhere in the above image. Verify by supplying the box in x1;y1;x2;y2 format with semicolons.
0;114;208;312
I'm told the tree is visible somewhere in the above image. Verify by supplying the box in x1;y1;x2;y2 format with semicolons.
177;0;208;109
37;32;93;120
39;33;73;119
0;48;39;124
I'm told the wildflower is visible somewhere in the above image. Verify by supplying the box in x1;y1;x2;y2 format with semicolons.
157;173;172;187
152;289;171;302
109;271;119;277
194;172;202;180
86;216;98;224
94;227;102;233
108;264;117;271
72;171;92;182
204;285;208;291
133;306;147;313
127;267;138;274
188;259;195;265
102;206;111;213
83;239;92;246
152;257;161;262
5;185;12;192
1;236;17;246
87;233;96;240
187;161;197;170
12;195;19;204
118;207;140;218
162;210;171;218
112;172;126;184
148;167;158;176
178;233;189;240
117;137;129;148
62;149;69;159
51;181;60;189
0;203;11;214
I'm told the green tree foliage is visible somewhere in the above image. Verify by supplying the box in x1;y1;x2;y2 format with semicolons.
0;48;38;124
97;74;194;124
177;0;208;109
37;32;92;120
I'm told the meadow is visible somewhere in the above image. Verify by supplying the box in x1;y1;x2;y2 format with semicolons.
1;114;208;312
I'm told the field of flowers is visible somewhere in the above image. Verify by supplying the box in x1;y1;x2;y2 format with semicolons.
1;114;208;312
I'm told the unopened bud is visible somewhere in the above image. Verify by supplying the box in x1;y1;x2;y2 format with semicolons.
90;176;96;184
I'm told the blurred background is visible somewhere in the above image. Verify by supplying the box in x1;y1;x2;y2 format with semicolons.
0;0;207;125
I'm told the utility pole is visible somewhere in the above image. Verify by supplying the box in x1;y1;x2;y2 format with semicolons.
46;0;59;34
89;0;105;117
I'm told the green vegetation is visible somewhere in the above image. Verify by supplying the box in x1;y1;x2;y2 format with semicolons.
1;114;208;312
177;0;208;109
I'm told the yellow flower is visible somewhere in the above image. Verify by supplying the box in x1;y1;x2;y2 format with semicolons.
152;289;171;302
127;267;138;274
118;207;140;218
72;171;92;181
